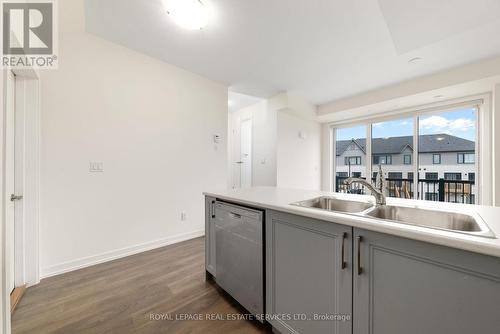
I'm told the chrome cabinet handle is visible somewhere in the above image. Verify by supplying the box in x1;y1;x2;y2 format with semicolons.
341;233;347;270
356;236;363;275
211;201;216;218
10;194;23;202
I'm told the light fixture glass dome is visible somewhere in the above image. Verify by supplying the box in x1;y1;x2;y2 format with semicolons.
163;0;208;30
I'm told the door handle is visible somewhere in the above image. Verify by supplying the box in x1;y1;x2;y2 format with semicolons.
341;233;347;270
234;161;244;164
211;201;216;219
356;236;363;275
10;194;23;202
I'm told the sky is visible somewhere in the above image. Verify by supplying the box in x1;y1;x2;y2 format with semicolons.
336;108;476;142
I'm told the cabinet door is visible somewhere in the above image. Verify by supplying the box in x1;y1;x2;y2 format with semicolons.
205;196;216;275
266;210;352;334
353;228;500;334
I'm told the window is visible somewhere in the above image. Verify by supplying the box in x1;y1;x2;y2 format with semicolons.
345;156;361;165
335;125;367;194
372;118;414;199
457;153;475;164
332;106;480;204
425;172;438;180
418;108;477;204
444;173;462;181
468;173;475;182
372;155;392;165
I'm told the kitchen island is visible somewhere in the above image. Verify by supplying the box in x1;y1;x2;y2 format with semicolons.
204;187;500;334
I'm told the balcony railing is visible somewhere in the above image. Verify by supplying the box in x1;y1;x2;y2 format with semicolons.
335;177;475;204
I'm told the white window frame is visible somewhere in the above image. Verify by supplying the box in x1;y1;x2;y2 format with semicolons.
329;94;492;205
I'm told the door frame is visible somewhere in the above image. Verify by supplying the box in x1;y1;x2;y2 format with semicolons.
1;66;41;333
239;117;253;188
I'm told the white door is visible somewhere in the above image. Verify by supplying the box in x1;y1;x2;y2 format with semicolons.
5;71;24;294
240;119;252;188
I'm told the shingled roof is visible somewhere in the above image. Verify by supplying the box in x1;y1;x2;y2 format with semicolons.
336;134;475;156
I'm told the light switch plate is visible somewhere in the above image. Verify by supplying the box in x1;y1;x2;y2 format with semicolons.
89;162;104;172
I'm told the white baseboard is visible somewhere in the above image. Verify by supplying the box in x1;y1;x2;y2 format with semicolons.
41;229;205;279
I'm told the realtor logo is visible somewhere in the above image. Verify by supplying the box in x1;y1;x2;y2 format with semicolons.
2;0;58;68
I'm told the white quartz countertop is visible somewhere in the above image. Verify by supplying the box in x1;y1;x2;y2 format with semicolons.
204;187;500;258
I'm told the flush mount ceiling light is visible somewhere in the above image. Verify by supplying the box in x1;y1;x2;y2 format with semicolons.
163;0;208;30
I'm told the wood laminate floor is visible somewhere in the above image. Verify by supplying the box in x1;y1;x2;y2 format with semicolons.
12;237;271;334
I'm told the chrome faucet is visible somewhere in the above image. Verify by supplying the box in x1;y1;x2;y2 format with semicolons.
344;177;386;206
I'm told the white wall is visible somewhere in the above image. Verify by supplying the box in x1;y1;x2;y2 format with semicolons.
229;94;322;191
495;84;500;206
271;93;321;190
320;124;332;191
39;0;228;277
277;112;321;190
229;100;277;187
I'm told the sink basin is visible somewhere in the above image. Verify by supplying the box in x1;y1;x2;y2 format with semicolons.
291;196;374;214
365;205;495;238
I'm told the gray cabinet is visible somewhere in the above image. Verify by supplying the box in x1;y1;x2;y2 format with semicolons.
266;210;352;334
205;196;216;276
353;228;500;334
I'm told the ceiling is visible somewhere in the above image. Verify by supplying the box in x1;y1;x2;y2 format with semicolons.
85;0;500;105
228;92;263;112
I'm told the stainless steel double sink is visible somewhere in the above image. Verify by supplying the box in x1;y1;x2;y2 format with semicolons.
291;196;495;238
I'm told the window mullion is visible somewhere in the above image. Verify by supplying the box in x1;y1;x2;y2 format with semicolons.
413;115;419;200
367;124;372;184
332;127;336;192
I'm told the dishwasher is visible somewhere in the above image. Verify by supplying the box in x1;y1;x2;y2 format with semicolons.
214;201;264;317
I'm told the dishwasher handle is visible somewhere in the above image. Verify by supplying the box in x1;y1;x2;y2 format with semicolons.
215;201;263;221
229;212;242;220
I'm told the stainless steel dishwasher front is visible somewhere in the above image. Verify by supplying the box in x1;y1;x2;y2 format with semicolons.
214;201;264;317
